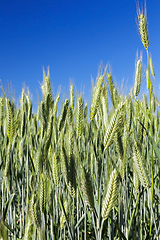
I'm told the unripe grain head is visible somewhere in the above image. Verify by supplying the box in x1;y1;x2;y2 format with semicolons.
150;56;155;78
134;53;142;97
137;2;149;50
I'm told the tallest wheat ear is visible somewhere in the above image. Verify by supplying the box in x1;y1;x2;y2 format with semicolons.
137;2;149;50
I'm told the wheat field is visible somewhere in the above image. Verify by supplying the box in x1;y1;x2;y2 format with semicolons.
0;2;160;240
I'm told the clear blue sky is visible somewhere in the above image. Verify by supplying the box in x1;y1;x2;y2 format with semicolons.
0;0;160;110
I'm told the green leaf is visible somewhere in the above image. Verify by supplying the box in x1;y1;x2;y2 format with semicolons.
2;193;15;222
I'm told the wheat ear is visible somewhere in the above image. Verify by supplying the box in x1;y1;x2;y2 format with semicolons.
133;141;149;189
76;96;83;138
81;167;94;212
104;101;124;150
146;69;150;90
6;98;15;142
70;85;74;109
149;56;155;78
90;72;105;121
52;152;59;186
107;73;115;107
137;2;149;50
58;99;69;132
134;53;142;97
102;169;119;220
39;173;47;213
30;195;41;230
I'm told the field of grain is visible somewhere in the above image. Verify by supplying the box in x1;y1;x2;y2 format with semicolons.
0;2;160;240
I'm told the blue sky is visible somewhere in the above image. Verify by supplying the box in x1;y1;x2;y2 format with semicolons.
0;0;160;110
